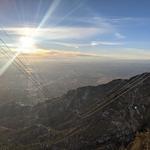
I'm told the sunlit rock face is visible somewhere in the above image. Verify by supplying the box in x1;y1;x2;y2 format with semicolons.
0;73;150;150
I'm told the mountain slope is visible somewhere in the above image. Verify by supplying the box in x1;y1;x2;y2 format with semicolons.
0;73;150;149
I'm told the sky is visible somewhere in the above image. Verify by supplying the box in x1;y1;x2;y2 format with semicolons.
0;0;150;59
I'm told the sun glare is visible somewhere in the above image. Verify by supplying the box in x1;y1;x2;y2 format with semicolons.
20;37;35;48
18;36;36;53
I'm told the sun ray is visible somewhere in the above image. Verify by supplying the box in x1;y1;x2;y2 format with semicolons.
35;0;43;22
54;1;83;27
36;0;61;30
0;52;20;77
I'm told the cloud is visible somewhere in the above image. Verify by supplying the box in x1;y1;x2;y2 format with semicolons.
109;17;150;23
1;46;150;60
48;41;123;49
26;48;150;60
0;16;124;50
91;41;123;46
2;16;149;61
2;26;111;40
0;14;116;40
115;33;126;39
15;49;101;59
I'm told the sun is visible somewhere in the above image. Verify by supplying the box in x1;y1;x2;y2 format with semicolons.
17;36;36;53
20;37;35;49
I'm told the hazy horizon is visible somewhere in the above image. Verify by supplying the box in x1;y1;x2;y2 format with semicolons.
0;57;150;105
0;0;150;105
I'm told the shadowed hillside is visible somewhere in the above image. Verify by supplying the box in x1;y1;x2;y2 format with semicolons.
0;72;150;150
